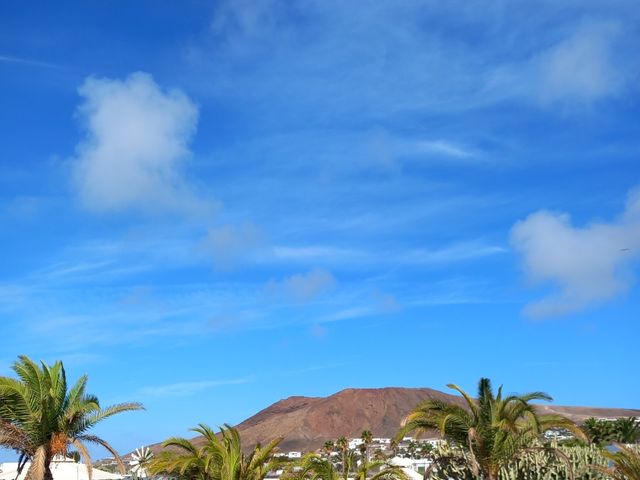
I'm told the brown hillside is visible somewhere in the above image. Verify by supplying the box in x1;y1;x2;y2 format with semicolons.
141;387;640;454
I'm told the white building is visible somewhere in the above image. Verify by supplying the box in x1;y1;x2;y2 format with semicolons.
348;439;364;450
0;457;123;480
372;438;391;445
389;456;432;474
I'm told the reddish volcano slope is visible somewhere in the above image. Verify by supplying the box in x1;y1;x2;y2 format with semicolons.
144;387;640;453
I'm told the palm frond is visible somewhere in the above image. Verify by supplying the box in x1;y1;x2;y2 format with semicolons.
71;439;94;480
77;434;126;474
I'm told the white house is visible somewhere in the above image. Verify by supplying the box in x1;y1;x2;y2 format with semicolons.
348;439;364;450
372;438;391;445
389;456;432;474
0;457;123;480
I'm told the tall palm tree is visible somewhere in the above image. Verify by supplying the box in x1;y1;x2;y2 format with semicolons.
335;437;349;478
593;444;640;480
359;431;373;463
150;423;284;480
0;356;143;480
396;378;585;480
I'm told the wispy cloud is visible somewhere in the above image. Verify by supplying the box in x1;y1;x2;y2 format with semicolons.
320;306;373;323
534;21;627;105
401;243;507;264
266;268;336;302
138;378;251;398
35;261;115;279
410;140;476;160
268;241;505;267
187;0;639;121
271;246;361;262
201;223;264;270
0;54;59;69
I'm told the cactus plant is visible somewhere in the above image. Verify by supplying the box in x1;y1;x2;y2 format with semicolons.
426;442;610;480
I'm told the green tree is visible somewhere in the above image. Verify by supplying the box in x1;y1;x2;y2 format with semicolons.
593;444;640;480
150;424;284;480
335;436;349;478
290;453;406;480
582;417;640;445
613;417;640;444
582;418;614;445
406;441;418;459
0;356;143;480
322;440;335;456
396;378;585;480
359;430;373;462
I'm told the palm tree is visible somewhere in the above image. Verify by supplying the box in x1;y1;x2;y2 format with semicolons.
290;455;342;480
290;453;406;480
0;356;143;480
150;426;214;480
322;440;335;456
593;443;640;480
335;436;349;478
0;417;31;477
583;416;640;445
406;441;418;459
396;377;585;480
613;417;640;444
352;459;407;480
359;431;373;462
150;423;284;480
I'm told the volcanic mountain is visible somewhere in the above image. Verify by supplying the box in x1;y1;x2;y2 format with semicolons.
143;387;640;453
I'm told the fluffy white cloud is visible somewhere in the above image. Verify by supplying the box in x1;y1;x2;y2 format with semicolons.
71;72;205;214
511;188;640;317
266;268;336;302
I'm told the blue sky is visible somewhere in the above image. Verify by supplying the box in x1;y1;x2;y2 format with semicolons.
1;0;640;458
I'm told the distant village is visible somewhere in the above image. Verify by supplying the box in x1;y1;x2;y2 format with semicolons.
30;417;625;480
268;436;443;480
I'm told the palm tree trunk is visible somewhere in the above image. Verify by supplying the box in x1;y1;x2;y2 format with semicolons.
485;468;498;480
43;468;53;480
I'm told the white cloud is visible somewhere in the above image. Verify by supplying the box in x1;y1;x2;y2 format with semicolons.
266;268;336;302
411;140;476;160
191;1;640;120
0;54;58;69
511;187;640;317
320;306;372;323
271;245;360;261
71;72;206;214
268;241;504;266
403;242;507;264
138;378;249;397
535;22;625;105
202;223;263;270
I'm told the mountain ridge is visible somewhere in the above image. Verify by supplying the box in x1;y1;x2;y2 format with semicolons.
140;386;640;454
